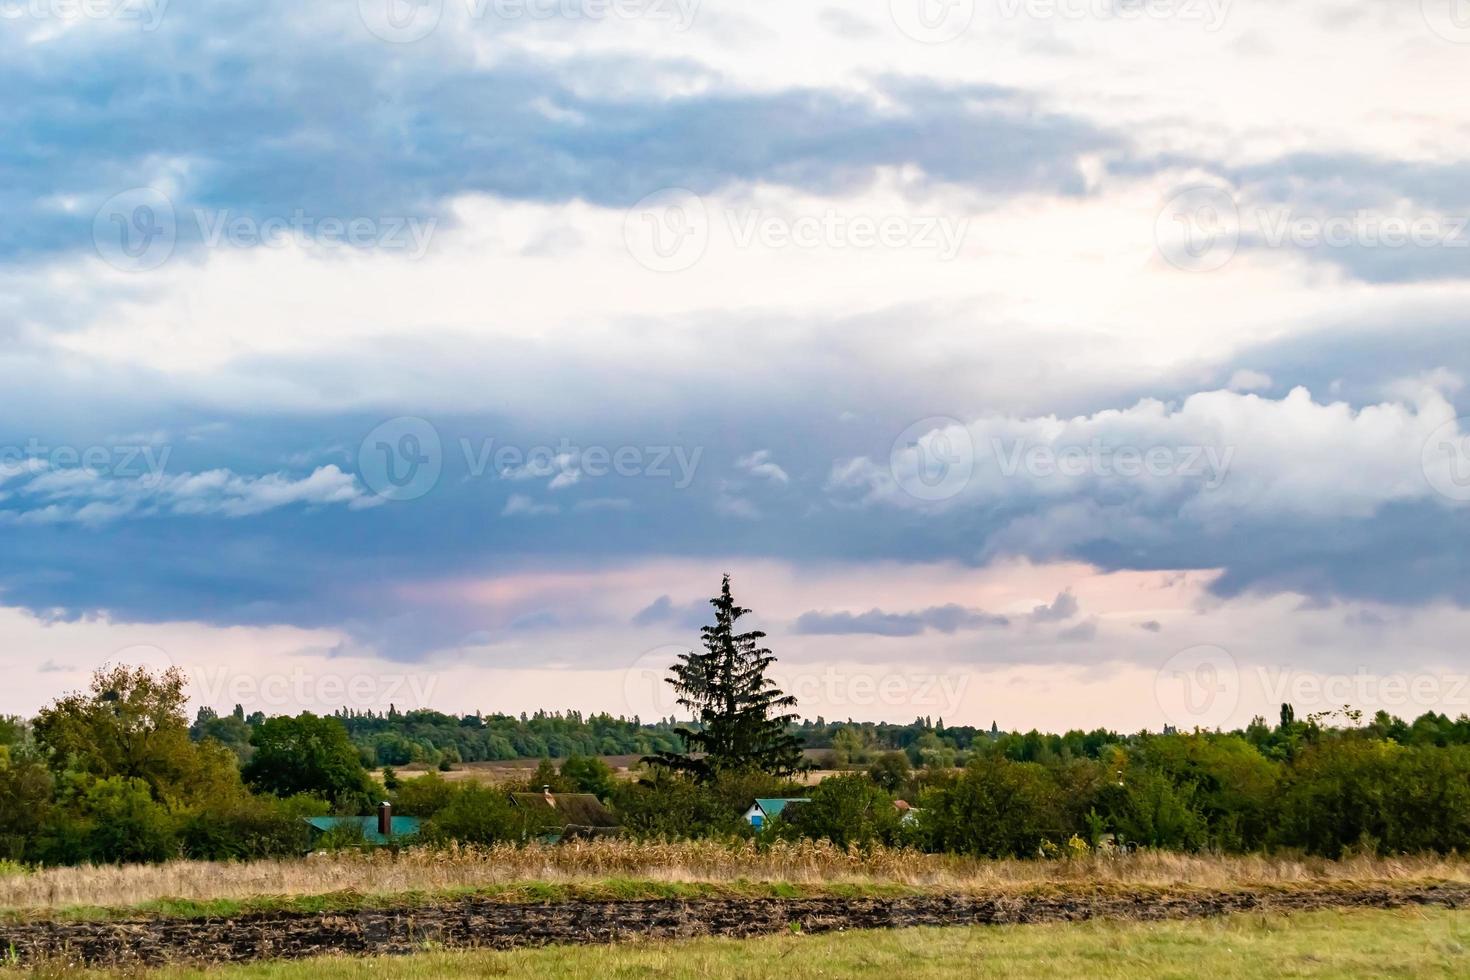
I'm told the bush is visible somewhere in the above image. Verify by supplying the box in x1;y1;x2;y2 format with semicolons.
179;793;324;860
424;784;542;845
77;776;179;864
391;772;461;818
1273;739;1470;856
919;757;1061;857
561;755;615;798
765;774;902;850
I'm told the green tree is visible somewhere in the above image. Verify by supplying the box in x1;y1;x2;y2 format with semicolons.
33;665;243;808
919;757;1061;857
867;750;912;795
646;576;803;781
767;774;901;850
561;754;615;798
242;713;377;810
425;783;543;845
0;753;54;861
76;776;178;863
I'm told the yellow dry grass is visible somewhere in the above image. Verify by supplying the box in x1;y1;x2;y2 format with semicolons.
3;841;1467;913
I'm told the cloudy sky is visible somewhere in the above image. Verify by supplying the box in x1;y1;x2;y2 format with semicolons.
3;0;1469;731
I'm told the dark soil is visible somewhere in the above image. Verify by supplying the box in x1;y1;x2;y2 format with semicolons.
6;883;1468;966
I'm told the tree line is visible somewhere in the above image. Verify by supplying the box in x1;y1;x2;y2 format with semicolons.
3;577;1470;865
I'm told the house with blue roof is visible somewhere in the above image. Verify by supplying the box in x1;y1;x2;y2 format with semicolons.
303;803;421;850
742;797;811;830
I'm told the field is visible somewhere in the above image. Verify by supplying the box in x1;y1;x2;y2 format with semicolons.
13;907;1470;978
400;749;840;786
5;842;1468;913
3;843;1470;971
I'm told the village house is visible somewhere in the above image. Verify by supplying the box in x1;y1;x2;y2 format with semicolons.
509;786;621;842
304;803;420;851
742;797;810;830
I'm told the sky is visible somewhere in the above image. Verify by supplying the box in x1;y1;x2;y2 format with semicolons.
3;0;1469;732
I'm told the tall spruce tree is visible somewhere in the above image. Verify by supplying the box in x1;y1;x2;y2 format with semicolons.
646;575;803;781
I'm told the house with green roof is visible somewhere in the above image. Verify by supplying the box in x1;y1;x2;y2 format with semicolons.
304;805;421;851
743;797;810;830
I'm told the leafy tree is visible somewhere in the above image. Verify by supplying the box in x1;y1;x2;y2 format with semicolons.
561;754;615;798
0;754;53;861
243;713;377;810
33;666;242;808
424;783;544;844
867;750;912;795
75;776;178;863
390;772;459;818
526;757;573;793
831;726;875;767
919;757;1061;857
766;774;902;850
646;576;803;781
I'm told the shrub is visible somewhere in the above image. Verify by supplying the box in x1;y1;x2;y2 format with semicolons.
765;774;902;850
919;757;1061;858
424;784;542;845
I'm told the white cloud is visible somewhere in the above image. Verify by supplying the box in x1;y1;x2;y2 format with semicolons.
834;382;1468;529
737;449;791;485
1228;369;1272;392
501;493;560;517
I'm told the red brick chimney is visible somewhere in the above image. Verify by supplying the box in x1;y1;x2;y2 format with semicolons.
378;801;393;838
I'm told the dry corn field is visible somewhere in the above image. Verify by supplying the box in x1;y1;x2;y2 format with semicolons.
4;842;1468;912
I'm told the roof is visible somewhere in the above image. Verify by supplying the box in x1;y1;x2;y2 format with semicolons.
304;815;422;846
508;792;620;829
753;798;811;818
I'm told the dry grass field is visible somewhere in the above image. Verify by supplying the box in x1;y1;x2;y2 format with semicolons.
401;750;840;786
3;841;1467;916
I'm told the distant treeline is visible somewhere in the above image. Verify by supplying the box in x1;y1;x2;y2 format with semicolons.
190;705;688;769
191;703;1470;771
